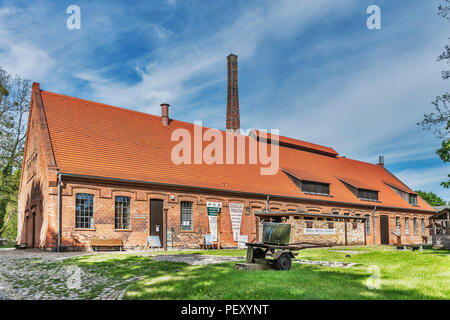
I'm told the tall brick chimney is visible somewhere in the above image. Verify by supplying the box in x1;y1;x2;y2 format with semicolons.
226;54;240;131
378;155;384;167
161;103;170;127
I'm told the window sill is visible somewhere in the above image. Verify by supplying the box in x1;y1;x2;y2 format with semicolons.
74;228;96;231
180;230;195;233
303;192;333;197
358;198;381;203
114;229;132;232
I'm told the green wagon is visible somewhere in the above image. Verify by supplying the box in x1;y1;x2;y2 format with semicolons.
235;222;331;271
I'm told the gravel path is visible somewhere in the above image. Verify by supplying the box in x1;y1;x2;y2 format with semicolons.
152;254;245;265
0;249;137;300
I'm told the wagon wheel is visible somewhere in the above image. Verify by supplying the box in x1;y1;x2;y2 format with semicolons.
275;252;292;271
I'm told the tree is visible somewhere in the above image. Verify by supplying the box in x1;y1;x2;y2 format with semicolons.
0;67;30;239
418;1;450;188
415;190;447;207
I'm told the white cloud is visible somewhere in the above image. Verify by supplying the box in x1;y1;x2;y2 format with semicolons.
0;6;54;80
73;0;357;112
0;41;55;80
395;166;450;200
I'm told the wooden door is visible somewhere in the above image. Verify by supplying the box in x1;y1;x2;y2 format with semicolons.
150;199;164;246
380;215;389;245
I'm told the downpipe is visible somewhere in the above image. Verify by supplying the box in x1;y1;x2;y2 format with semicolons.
57;172;61;252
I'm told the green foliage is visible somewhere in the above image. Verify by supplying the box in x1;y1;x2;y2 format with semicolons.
415;190;447;206
437;139;450;188
0;67;30;240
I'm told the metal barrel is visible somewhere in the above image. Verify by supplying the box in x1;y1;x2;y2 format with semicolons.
262;222;291;245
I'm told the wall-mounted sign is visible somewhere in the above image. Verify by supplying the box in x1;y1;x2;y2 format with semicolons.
229;203;244;241
207;201;222;241
304;228;336;235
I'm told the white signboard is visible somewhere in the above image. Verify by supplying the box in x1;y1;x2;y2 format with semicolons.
229;203;244;241
304;228;336;235
145;236;162;248
237;235;248;249
207;201;222;241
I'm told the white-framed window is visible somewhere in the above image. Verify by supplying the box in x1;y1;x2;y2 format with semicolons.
181;201;193;231
115;196;131;229
76;193;94;229
405;217;409;235
365;214;370;234
396;217;400;234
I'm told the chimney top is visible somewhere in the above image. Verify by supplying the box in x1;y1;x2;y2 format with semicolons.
32;82;40;91
378;155;384;167
160;103;170;127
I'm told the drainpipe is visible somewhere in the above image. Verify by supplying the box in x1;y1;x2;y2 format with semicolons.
265;195;269;212
57;172;61;252
372;206;377;244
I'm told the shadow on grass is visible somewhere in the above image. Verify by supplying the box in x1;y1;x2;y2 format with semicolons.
62;253;446;300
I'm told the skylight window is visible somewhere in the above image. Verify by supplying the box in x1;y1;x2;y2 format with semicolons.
357;189;378;201
409;194;417;206
283;170;330;196
302;181;330;195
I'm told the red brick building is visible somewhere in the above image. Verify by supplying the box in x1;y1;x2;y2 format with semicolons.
17;82;436;251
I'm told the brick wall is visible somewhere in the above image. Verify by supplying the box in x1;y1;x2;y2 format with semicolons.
287;216;365;245
17;92;58;249
40;177;433;251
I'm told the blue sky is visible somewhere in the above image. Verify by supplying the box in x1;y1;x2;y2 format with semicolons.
0;0;449;200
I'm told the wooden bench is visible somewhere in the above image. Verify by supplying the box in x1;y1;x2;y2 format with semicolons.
89;238;123;252
391;232;424;251
199;242;218;250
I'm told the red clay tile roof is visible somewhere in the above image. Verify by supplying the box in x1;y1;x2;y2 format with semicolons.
39;89;435;212
251;129;338;157
384;181;417;195
281;168;330;184
337;176;379;191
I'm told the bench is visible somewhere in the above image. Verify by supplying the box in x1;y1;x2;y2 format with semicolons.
391;232;424;252
89;238;124;252
199;242;218;250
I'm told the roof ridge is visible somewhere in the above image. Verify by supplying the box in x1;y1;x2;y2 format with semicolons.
41;89;254;140
252;129;335;150
337;155;381;168
41;90;162;119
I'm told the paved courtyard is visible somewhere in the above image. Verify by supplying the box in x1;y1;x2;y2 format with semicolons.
0;249;151;300
0;249;245;300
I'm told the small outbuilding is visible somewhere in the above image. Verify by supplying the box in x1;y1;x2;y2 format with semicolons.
429;206;450;249
255;211;369;246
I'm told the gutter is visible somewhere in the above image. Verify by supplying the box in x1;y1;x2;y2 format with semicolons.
57;172;436;214
57;171;61;252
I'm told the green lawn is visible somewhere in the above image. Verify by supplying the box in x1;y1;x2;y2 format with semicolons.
63;246;450;300
0;242;16;248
